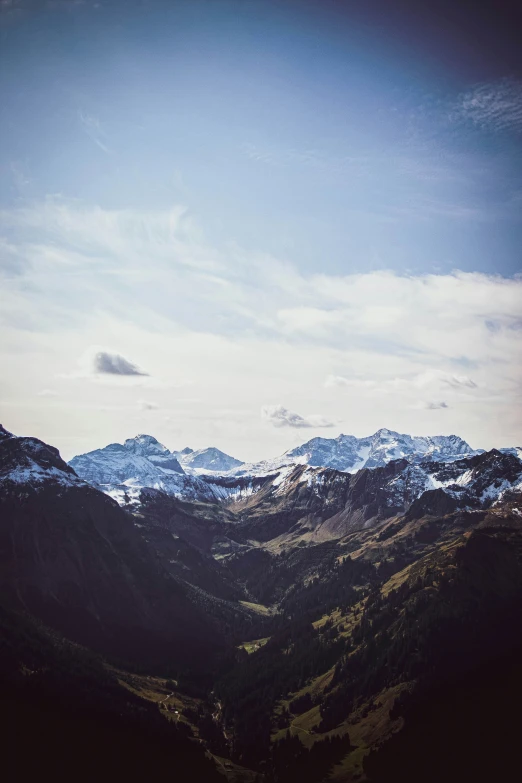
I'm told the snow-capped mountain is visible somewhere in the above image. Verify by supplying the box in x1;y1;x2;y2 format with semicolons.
295;450;520;514
122;433;185;473
177;446;244;474
368;448;522;515
69;434;248;503
69;434;219;503
216;449;522;544
231;429;483;476
68;429;521;509
0;424;85;491
70;436;181;484
4;422;522;541
0;425;227;669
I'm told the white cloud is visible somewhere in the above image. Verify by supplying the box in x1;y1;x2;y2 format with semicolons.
424;401;449;410
0;199;520;459
261;405;334;429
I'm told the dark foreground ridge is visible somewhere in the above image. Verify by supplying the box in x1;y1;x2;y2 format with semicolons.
1;425;522;781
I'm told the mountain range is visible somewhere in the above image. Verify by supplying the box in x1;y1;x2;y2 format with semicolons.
2;421;522;781
69;428;521;512
71;429;487;483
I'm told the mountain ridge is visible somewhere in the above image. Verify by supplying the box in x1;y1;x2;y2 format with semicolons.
68;428;521;510
3;422;522;781
0;424;227;670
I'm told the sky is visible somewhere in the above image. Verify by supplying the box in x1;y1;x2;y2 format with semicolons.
0;0;521;461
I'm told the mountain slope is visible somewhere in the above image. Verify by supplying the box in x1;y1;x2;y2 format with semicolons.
0;426;226;670
233;428;482;476
178;446;244;473
4;423;522;781
213;500;522;779
69;434;220;502
216;450;522;548
68;430;520;511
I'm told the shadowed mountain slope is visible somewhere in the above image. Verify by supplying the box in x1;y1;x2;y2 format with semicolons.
0;426;226;671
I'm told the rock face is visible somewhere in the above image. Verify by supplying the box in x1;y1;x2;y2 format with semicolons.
68;428;522;547
216;449;522;545
235;428;482;476
70;433;184;484
178;446;244;473
0;426;224;669
0;424;85;489
68;429;521;510
124;433;186;472
69;434;222;503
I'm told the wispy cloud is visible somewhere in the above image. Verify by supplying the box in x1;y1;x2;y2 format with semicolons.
1;199;521;456
261;405;334;429
424;401;449;410
78;110;112;154
455;80;522;134
325;371;480;398
441;374;477;390
241;142;369;178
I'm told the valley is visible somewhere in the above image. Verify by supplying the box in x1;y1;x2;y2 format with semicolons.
1;424;522;781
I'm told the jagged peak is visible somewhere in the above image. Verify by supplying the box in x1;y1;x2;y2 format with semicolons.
373;427;400;438
123;434;169;454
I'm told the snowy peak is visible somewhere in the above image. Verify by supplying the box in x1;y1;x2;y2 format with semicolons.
109;435;243;475
283;429;479;473
224;448;522;541
0;429;84;490
226;429;482;478
178;447;244;474
70;434;185;487
123;433;170;456
66;428;519;511
120;434;186;473
68;435;239;504
282;434;361;472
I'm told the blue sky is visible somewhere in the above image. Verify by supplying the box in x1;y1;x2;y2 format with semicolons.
0;0;521;459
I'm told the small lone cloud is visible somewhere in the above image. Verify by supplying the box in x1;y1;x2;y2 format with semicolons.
425;401;449;410
261;404;334;429
94;351;148;376
37;389;59;397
